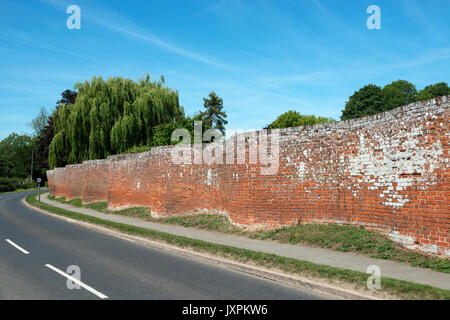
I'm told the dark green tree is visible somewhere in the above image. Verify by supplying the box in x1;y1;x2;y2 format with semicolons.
201;92;228;135
35;89;77;173
416;82;450;101
268;110;335;129
381;80;417;111
0;133;35;179
57;89;77;106
35;115;56;175
341;84;384;120
0;157;14;177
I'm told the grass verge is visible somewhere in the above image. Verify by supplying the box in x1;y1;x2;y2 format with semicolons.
27;193;450;300
47;195;450;274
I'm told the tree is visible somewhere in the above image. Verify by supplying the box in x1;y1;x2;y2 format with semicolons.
0;133;35;179
416;82;450;101
201;92;228;136
35;115;55;173
124;112;212;153
34;89;77;173
57;89;77;106
268;110;335;129
341;84;384;120
49;75;185;168
0;157;14;177
382;80;417;111
28;107;49;138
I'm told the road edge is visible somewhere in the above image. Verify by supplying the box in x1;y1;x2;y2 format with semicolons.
22;194;381;300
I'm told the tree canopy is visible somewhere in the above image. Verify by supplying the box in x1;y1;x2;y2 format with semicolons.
0;157;14;177
381;80;417;111
268;110;335;129
0;133;34;179
32;89;77;172
28;107;50;138
49;75;185;168
341;80;450;120
201;92;228;135
416;82;450;102
58;89;78;106
341;84;384;120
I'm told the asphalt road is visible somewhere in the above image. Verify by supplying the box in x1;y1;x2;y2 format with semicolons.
0;191;329;300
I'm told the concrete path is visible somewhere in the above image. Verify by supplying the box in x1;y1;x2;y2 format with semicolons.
40;193;450;291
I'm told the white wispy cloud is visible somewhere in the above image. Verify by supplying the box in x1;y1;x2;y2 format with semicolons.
93;17;227;69
392;47;450;69
400;0;445;42
39;0;229;69
0;30;100;64
255;71;334;87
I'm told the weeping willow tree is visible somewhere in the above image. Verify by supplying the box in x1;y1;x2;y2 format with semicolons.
49;74;184;168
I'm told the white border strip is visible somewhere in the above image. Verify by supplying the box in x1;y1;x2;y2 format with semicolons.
45;264;108;299
6;239;30;254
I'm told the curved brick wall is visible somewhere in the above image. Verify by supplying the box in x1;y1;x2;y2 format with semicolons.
47;96;450;257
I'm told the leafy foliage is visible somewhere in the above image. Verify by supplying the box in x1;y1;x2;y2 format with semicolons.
0;133;37;192
57;89;77;106
200;92;228;135
342;80;450;120
123;112;212;153
381;80;417;111
0;133;34;178
0;158;14;177
416;82;450;101
268;110;335;129
28;107;50;138
36;89;77;171
341;84;384;120
49;75;184;168
0;177;21;192
35;114;55;173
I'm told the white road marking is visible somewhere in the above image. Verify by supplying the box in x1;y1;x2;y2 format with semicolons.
5;239;30;254
45;264;108;299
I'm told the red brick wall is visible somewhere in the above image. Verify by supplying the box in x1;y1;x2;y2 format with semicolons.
47;96;450;257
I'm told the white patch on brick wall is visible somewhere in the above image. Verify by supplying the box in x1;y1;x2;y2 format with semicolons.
204;168;219;187
420;244;439;254
297;162;306;180
348;126;443;207
389;231;415;249
206;169;212;186
387;231;443;255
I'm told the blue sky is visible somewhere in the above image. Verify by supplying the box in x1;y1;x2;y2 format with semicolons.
1;0;449;139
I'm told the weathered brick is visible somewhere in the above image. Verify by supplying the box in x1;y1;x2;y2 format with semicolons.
47;96;450;257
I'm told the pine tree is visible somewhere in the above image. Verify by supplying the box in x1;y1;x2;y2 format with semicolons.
201;92;228;136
